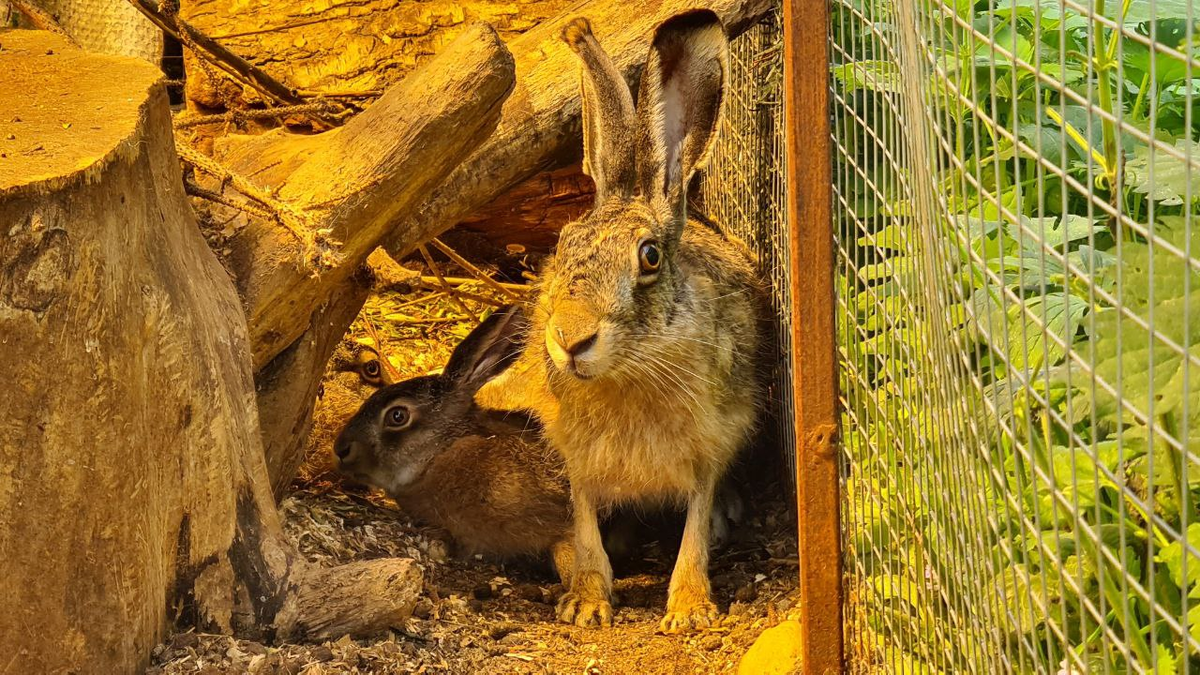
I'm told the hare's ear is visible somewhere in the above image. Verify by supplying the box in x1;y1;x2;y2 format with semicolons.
636;10;727;228
562;18;638;203
443;305;530;391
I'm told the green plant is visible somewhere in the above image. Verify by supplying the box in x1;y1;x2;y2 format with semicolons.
834;0;1200;670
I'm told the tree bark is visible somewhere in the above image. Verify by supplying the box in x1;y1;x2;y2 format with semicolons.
380;0;774;259
254;272;371;501
180;0;574;109
0;31;420;674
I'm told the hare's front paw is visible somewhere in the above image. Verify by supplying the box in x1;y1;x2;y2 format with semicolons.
659;600;719;634
556;590;614;628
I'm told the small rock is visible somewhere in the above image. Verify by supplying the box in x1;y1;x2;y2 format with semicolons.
700;634;723;651
412;599;434;619
734;583;758;603
171;632;200;650
738;620;802;675
488;623;519;640
309;645;335;662
426;539;449;562
514;584;544;603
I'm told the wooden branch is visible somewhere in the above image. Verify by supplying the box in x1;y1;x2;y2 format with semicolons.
129;0;305;106
430;237;522;302
380;0;774;258
212;23;516;369
419;244;473;317
10;0;77;43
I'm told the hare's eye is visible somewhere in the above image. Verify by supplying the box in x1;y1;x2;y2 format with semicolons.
361;359;382;382
384;405;411;429
639;240;662;276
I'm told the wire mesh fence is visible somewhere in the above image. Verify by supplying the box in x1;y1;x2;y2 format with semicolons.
700;7;798;484
832;0;1200;671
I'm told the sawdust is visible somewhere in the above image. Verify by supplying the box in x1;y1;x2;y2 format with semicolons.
149;484;799;674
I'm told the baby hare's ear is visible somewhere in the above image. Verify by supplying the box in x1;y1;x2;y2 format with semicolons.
443;305;530;391
562;18;638;203
636;10;728;228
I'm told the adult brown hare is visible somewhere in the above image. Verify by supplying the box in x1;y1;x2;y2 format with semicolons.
490;11;767;633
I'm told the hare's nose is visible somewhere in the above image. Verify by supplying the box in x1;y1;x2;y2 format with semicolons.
334;438;358;463
562;330;598;358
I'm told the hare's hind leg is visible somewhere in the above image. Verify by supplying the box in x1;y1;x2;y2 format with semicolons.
660;474;720;633
555;487;614;627
550;534;575;587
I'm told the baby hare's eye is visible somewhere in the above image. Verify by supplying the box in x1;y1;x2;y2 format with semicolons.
638;240;662;278
360;359;382;383
384;405;411;429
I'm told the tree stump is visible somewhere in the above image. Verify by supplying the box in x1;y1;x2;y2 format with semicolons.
0;31;421;674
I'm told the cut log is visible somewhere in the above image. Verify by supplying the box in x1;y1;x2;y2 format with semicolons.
255;271;372;501
0;31;420;674
192;23;513;495
456;163;593;252
211;21;515;370
180;0;574;108
380;0;774;258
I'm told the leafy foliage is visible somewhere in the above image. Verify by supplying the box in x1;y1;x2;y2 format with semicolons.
834;0;1200;670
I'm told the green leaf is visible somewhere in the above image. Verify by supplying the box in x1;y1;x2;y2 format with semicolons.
1154;643;1180;674
1123;27;1199;87
833;60;901;93
1120;2;1200;25
1004;292;1090;372
1125;139;1200;206
1155;523;1200;592
1070;230;1200;427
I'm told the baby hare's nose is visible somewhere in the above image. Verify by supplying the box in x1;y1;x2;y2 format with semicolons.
334;437;359;464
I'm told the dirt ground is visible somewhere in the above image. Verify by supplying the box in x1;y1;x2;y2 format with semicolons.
149;255;800;675
148;478;798;675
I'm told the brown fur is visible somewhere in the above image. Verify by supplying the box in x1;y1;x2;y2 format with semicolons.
334;309;577;582
384;426;573;567
490;12;767;633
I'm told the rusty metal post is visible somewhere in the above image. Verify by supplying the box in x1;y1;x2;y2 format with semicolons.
784;0;843;673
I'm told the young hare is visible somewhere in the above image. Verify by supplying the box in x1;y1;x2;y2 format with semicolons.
529;12;766;633
334;306;577;581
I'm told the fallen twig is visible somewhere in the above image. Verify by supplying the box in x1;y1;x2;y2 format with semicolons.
10;0;76;44
391;315;474;325
416;276;529;293
128;0;303;107
418;245;474;317
408;279;509;308
430;238;523;302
